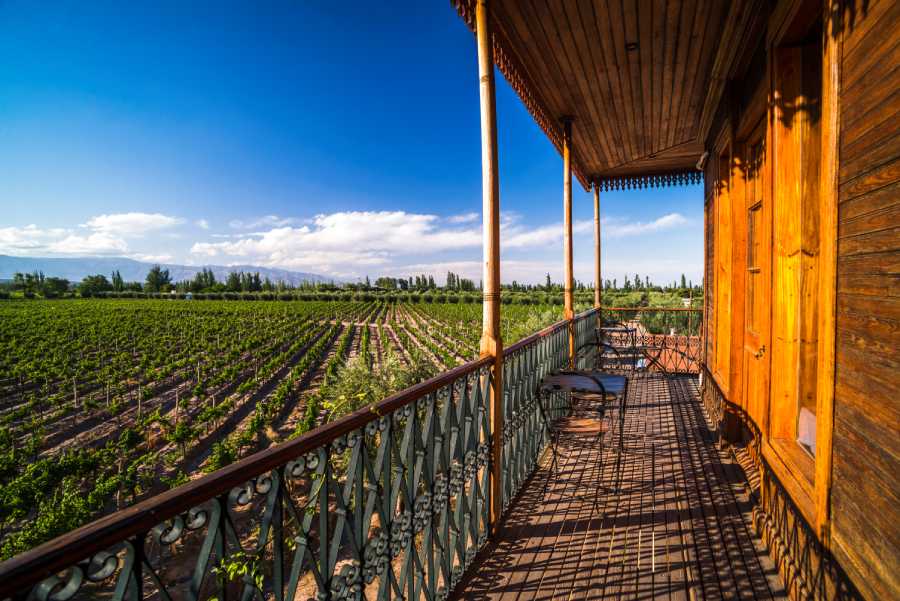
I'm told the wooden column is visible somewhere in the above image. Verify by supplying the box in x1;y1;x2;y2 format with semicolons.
475;0;503;535
593;182;601;310
562;118;575;366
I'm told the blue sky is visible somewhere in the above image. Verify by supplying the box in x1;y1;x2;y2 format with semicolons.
0;1;702;285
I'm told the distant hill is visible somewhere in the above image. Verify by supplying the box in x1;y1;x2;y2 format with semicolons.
0;255;337;286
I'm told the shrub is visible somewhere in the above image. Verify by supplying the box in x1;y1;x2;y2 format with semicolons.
0;291;10;300
279;292;293;301
422;294;433;303
446;294;459;304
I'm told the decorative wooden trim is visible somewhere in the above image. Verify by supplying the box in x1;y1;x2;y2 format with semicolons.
814;0;841;545
453;0;592;191
594;169;703;191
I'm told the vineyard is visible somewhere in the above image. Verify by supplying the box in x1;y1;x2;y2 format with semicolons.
0;298;587;559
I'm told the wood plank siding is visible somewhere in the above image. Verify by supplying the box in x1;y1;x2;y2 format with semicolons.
831;0;900;598
699;1;899;598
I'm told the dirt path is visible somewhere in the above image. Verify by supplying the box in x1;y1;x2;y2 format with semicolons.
275;325;348;440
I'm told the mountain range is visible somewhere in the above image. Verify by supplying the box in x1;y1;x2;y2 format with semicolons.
0;255;336;286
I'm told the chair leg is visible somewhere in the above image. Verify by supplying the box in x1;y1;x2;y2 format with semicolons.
593;430;604;512
543;430;560;498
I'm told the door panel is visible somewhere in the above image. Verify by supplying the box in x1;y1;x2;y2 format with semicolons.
743;120;771;429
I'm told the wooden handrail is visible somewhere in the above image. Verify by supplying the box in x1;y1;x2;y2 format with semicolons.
503;308;596;356
0;356;492;594
602;306;702;312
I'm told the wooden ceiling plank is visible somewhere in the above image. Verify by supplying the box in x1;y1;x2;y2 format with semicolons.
651;0;667;156
591;1;638;167
622;0;648;160
515;0;594;187
492;1;593;186
667;0;693;150
674;0;710;148
537;0;606;172
567;0;622;169
660;0;681;153
578;0;629;167
608;0;640;164
638;0;655;162
494;2;570;121
556;2;613;170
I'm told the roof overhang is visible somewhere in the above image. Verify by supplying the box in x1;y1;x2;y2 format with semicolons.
453;0;747;191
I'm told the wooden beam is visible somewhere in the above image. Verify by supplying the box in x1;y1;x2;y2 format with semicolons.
593;183;601;309
475;0;504;536
563;118;575;366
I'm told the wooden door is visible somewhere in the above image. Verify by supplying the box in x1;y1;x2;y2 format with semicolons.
743;120;771;428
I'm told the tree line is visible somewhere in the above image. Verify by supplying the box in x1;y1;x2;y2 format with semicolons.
1;266;702;299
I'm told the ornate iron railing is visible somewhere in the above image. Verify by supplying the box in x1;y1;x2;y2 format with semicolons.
601;307;703;374
0;310;599;601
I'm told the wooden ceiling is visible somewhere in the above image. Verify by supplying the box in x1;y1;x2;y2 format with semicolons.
454;0;731;190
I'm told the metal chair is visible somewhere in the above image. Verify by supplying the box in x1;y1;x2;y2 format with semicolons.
535;371;627;501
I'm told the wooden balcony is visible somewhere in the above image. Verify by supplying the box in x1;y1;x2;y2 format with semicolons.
0;310;792;601
456;373;785;600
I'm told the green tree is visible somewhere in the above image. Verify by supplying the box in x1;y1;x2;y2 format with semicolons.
79;274;112;296
225;272;241;292
111;270;125;292
144;265;171;293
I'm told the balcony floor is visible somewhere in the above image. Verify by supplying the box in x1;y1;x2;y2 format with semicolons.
456;374;786;600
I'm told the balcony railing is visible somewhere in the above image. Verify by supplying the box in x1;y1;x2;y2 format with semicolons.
600;306;703;374
0;309;599;601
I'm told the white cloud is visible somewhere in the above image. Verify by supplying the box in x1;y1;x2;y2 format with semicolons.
188;209;693;279
0;224;69;252
0;225;128;256
604;213;688;237
228;215;300;230
49;232;128;255
130;253;174;263
195;219;210;230
447;212;479;224
500;213;688;249
193;211;483;273
83;212;184;236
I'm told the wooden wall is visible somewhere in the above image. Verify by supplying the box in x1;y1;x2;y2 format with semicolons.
701;1;899;598
830;0;900;598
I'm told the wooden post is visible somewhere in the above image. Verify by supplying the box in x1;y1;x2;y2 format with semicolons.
562;118;575;366
593;182;602;330
475;0;504;535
